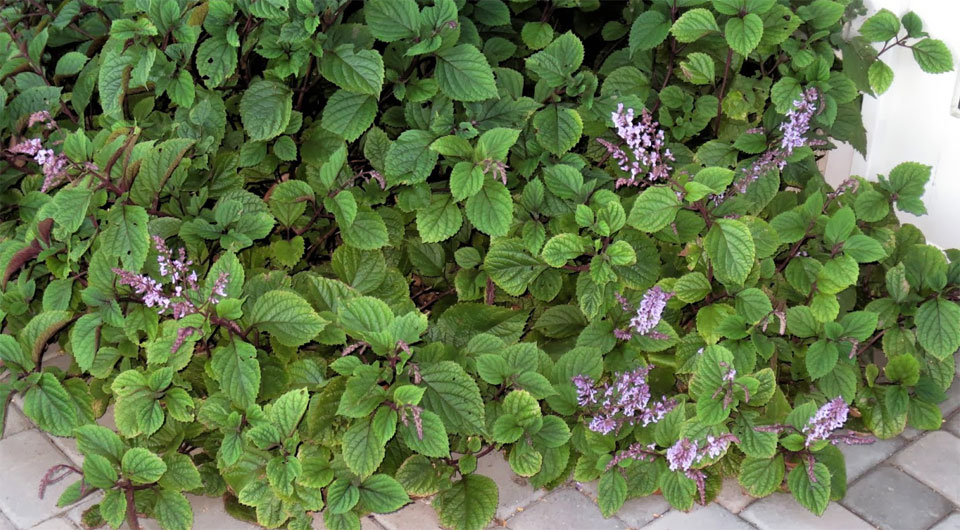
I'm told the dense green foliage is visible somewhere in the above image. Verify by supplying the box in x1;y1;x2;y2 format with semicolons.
0;0;957;529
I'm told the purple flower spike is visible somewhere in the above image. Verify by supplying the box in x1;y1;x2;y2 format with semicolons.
666;438;698;471
630;286;673;336
802;397;849;446
599;103;675;188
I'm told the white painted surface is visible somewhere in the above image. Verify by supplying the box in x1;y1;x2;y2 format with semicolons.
823;0;960;248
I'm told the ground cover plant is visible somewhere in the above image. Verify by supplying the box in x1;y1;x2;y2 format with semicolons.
0;0;957;529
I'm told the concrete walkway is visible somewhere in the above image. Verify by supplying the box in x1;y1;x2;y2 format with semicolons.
2;356;958;530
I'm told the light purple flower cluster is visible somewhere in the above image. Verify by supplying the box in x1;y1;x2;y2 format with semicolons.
28;111;54;129
573;365;676;435
717;88;822;203
802;396;849;446
598;103;675;188
113;236;229;323
666;433;739;472
9;136;70;192
780;87;819;155
712;361;749;409
614;286;674;340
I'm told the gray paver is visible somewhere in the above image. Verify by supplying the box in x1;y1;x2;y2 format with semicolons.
0;512;14;530
2;405;34;438
186;494;261;530
843;466;953;530
714;478;755;514
374;500;441;530
940;381;960;418
475;452;546;521
741;493;872;530
839;436;906;481
893;431;960;505
947;412;960;437
640;502;754;530
612;494;671;528
506;488;625;530
27;518;75;530
0;430;76;529
931;513;960;530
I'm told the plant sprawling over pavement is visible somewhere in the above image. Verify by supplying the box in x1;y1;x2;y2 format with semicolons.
0;0;956;529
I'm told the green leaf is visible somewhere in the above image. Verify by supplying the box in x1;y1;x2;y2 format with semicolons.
159;453;203;492
735;288;772;324
154;489;193;530
675;272;712;303
465;179;513;237
671;8;720;43
338;365;386;418
907;399;943;430
542;234;586;267
365;0;419;42
122;447;167;484
868;60;894;95
239;78;293;141
525;32;584;87
843;235;886;263
321;45;385;96
83;454;119;489
322;90;377;142
477;128;520;161
417;194;463;243
859;9;900;42
386;130;439;184
419;361;486;435
679;52;715;85
99;489;126;528
630;11;671;54
916;298;960;360
359;474;411;513
70;313;101;373
725;14;763;56
341;208;389;250
343;418;386;478
738;455;784;497
543;164;583;200
400;408;450;457
55;51;88;76
22;372;80;436
533;105;583;156
522;22;554;50
627;186;681;233
102;205;149;271
434;45;498;102
434;474;498;530
251;290;328;347
598;470;627;517
196;37;237;89
797;0;844;29
484;239;546;296
210;341;259;410
787;462;831;515
885;354;920;386
659;471;696;511
705;219;755;285
806;340;839;380
824;206;855;246
912;39;954;74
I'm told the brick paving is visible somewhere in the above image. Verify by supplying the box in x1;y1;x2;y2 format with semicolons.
2;357;958;529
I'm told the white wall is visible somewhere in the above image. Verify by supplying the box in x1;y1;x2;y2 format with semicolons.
823;0;960;248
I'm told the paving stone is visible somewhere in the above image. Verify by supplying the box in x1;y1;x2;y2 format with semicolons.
893;431;960;505
0;429;76;528
901;426;923;440
931;513;960;530
374;500;443;530
842;466;953;530
947;412;960;437
476;452;546;521
612;493;671;528
2;403;34;438
839;436;906;481
506;488;626;530
940;381;960;418
62;491;103;529
741;493;872;530
29;517;77;530
714;478;755;514
0;512;15;530
48;408;117;467
640;502;753;530
186;494;261;530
